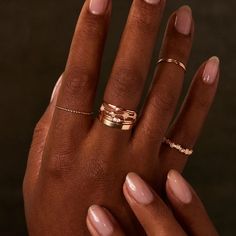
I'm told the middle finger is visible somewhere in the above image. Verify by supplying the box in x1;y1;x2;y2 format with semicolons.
94;0;166;135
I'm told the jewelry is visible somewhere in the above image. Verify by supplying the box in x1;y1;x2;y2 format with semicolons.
157;58;187;72
163;137;193;156
98;102;137;130
56;105;94;116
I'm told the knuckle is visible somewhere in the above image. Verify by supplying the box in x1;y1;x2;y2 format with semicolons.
109;68;144;99
164;36;191;61
130;7;157;34
141;121;163;143
45;152;76;180
43;122;77;179
82;158;108;183
64;66;95;97
80;17;104;38
150;89;177;115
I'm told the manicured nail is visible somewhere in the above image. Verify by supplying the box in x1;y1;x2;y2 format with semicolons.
89;0;109;15
175;6;192;35
167;170;192;204
144;0;161;5
50;75;62;102
125;173;154;205
88;205;114;236
203;56;220;84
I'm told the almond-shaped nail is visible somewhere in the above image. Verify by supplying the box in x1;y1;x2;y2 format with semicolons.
88;205;114;236
167;170;192;204
50;75;62;102
175;6;192;35
203;56;220;84
89;0;109;15
125;173;154;205
144;0;161;5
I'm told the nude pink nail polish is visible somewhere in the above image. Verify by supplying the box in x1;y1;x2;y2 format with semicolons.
144;0;161;5
175;6;192;35
203;56;220;84
167;170;192;204
125;173;154;205
88;205;114;236
89;0;109;15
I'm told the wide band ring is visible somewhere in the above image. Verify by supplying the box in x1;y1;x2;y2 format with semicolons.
98;102;137;131
163;137;193;156
157;58;187;72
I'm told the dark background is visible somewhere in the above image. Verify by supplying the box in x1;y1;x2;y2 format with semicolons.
1;0;236;235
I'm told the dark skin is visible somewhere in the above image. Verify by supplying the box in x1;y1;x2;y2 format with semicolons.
23;0;219;235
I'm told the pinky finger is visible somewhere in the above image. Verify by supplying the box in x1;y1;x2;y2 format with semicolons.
159;56;220;174
87;205;125;236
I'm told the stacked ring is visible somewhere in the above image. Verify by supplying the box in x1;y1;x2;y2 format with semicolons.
98;102;137;131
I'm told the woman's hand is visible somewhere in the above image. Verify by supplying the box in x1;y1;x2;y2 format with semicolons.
87;170;219;236
23;0;219;235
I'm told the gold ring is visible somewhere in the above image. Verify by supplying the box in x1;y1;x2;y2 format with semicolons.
98;102;137;131
56;106;94;116
163;137;193;156
157;58;187;72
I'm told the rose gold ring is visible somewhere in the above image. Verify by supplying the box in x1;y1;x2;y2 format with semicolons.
98;102;137;131
56;106;94;116
163;137;193;156
157;58;187;72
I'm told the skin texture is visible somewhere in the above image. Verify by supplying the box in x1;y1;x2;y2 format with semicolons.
23;0;219;235
86;171;219;236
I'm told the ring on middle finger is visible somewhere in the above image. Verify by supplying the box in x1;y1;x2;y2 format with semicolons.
98;102;137;131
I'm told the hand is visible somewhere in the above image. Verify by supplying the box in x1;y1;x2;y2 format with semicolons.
87;170;219;236
23;0;219;235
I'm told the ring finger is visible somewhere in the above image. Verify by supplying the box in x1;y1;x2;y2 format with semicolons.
133;6;194;153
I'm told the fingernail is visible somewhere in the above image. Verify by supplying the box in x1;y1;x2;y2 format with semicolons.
175;6;192;35
89;0;109;15
125;173;154;205
203;56;220;84
167;170;192;204
144;0;161;5
88;205;114;236
50;75;62;102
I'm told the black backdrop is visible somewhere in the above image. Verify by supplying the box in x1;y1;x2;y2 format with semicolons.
0;0;236;235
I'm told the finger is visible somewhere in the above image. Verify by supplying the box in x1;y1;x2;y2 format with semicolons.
133;6;194;150
87;205;125;236
42;0;112;171
159;57;220;176
52;0;112;136
23;76;62;194
166;170;219;236
123;173;186;236
98;0;166;117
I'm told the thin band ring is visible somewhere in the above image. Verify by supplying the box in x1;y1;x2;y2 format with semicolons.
157;58;187;72
163;137;193;156
56;105;94;116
